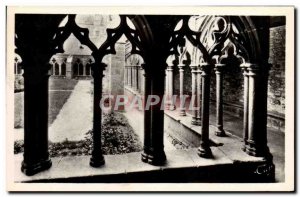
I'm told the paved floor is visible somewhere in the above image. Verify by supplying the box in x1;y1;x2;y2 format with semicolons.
208;110;285;183
48;80;93;142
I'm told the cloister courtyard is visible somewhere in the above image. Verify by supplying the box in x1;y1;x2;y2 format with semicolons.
14;77;285;182
8;10;293;188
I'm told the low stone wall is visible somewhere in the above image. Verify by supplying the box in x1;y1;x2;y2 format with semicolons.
164;112;201;148
212;101;285;132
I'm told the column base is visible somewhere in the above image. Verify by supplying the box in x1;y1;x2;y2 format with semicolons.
191;118;201;126
21;158;52;176
168;104;176;111
215;127;226;137
179;110;186;116
243;140;271;158
90;155;105;168
241;141;248;152
141;149;166;166
197;144;213;158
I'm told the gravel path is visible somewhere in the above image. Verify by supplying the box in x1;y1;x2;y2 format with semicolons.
49;80;93;142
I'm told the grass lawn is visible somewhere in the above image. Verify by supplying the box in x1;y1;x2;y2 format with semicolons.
49;77;78;90
14;78;78;128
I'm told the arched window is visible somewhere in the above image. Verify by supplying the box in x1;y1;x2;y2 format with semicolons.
61;63;66;76
79;63;83;75
17;63;22;74
55;63;59;75
86;63;91;75
73;63;78;76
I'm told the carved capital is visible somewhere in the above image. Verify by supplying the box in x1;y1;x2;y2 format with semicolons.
178;63;185;70
190;64;198;72
200;63;212;76
247;63;259;77
240;63;250;76
214;63;226;74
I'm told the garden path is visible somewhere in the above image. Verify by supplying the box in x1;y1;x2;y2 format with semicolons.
49;80;93;142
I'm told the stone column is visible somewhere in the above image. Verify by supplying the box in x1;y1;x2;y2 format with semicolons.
14;62;17;74
244;64;272;158
215;64;226;137
197;63;213;158
141;66;166;166
190;64;200;125
132;66;137;90
138;66;142;92
196;66;202;122
141;68;145;94
178;64;186;116
124;66;128;86
53;64;56;76
241;63;249;151
165;69;168;94
59;64;62;76
21;62;52;176
127;66;131;86
135;65;139;91
166;64;175;110
83;64;86;76
90;63;105;167
129;66;132;87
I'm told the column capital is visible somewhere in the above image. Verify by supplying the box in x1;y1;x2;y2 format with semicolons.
200;63;212;75
190;64;198;71
240;63;250;76
178;63;185;70
22;62;52;80
247;64;260;77
214;63;226;74
166;65;174;71
240;63;258;69
215;63;226;69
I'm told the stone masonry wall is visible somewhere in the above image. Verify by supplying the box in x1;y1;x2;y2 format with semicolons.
268;25;285;115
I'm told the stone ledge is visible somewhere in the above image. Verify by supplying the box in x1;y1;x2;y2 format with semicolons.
14;144;266;183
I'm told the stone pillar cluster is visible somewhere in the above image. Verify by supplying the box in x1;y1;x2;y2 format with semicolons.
124;64;144;94
242;63;272;158
197;63;213;158
214;63;226;137
141;66;166;166
190;64;201;125
165;62;176;110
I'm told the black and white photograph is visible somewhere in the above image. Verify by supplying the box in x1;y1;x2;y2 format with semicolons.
6;6;294;192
